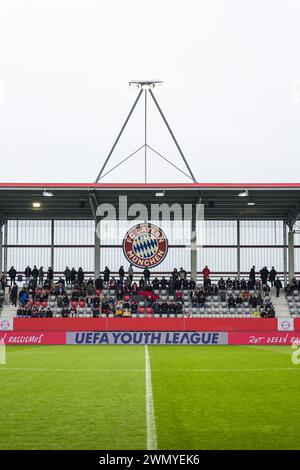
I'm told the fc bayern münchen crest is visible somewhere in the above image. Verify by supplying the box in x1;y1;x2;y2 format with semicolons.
123;223;168;268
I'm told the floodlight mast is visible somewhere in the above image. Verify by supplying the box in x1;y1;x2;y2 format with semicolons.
94;80;197;183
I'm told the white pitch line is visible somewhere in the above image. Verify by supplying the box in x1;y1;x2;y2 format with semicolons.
0;367;299;373
145;345;157;450
0;367;144;372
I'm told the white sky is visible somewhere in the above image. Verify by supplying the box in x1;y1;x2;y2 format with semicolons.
0;0;300;183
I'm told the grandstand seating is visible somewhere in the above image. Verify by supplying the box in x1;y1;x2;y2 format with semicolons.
6;280;282;319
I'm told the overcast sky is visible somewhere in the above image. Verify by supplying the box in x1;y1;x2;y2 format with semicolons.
0;0;300;183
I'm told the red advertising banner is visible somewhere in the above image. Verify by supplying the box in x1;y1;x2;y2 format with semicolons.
229;331;300;345
14;317;283;332
0;331;66;345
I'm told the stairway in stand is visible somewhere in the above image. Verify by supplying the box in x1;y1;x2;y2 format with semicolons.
270;288;289;317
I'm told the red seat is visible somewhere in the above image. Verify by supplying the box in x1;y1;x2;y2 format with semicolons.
146;307;153;315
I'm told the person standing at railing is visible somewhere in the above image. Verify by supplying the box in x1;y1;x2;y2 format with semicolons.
8;266;17;286
38;266;44;285
128;264;133;282
274;277;283;297
64;266;71;285
269;266;277;287
119;266;125;286
202;265;210;280
24;266;31;284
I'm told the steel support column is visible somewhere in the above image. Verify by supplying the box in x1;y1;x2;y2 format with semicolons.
283;221;288;286
50;219;55;269
191;207;197;281
3;220;8;274
288;224;295;282
0;219;3;277
94;218;100;279
237;219;241;281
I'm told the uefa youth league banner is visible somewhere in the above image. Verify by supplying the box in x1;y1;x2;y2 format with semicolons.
66;331;228;345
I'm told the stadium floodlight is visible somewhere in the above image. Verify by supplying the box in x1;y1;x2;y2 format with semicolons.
43;190;53;197
238;189;249;197
129;80;163;90
32;202;41;208
247;202;256;206
155;191;165;197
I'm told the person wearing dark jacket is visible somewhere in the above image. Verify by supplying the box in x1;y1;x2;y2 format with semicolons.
77;267;84;283
8;266;17;286
70;268;77;285
64;267;71;285
47;267;54;282
269;267;277;287
143;268;150;284
118;266;125;285
260;266;269;285
10;283;18;306
38;266;44;285
103;267;110;283
25;266;31;284
31;265;38;281
274;277;283;297
249;266;256;284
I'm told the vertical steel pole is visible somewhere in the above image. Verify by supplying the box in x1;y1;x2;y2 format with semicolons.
4;220;8;274
0;220;3;277
283;221;287;286
95;218;100;279
237;219;241;281
50;219;55;270
144;89;147;183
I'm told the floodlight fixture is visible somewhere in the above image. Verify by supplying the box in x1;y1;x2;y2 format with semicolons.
43;190;53;197
129;80;163;90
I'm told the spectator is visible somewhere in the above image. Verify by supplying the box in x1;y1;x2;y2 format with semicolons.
143;267;150;284
32;265;38;281
25;266;31;284
47;266;54;282
274;277;283;297
128;264;133;282
8;266;17;286
10;283;18;306
78;267;84;283
228;294;236;308
179;267;186;281
202;265;210;280
249;266;256;284
269;266;277;287
260;266;269;285
70;267;77;285
103;266;110;283
38;266;44;285
64;266;71;285
119;266;125;285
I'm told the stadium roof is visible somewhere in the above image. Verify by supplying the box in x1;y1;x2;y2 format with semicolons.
0;182;300;222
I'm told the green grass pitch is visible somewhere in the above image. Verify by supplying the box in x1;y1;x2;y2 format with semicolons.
0;345;299;450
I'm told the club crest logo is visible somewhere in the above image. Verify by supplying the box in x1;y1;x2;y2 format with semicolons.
123;223;168;268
